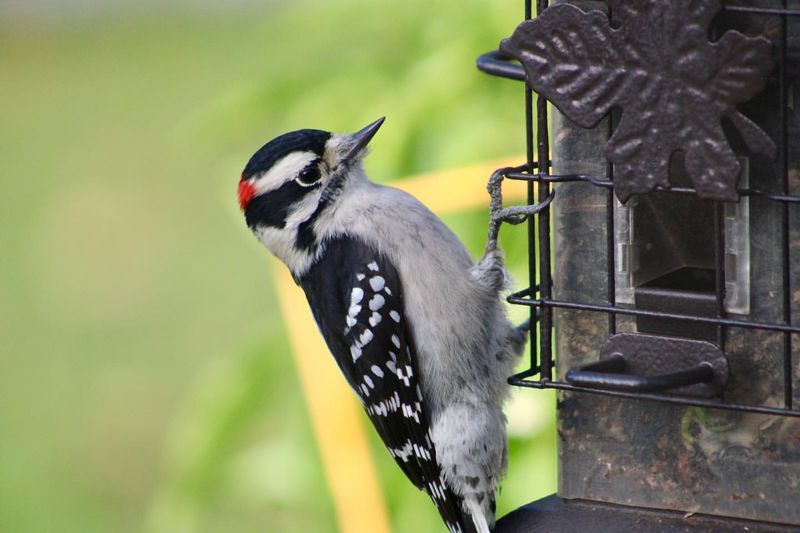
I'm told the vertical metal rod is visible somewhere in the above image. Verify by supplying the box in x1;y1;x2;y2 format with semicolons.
714;201;727;351
536;0;553;381
525;0;538;374
710;7;726;354
779;1;793;409
606;110;616;335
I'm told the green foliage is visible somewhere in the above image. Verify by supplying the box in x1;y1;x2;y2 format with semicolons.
0;1;555;532
145;332;336;533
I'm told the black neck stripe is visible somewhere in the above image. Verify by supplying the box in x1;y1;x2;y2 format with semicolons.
295;203;323;252
244;179;321;230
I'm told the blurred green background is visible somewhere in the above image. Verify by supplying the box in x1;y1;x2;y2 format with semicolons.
0;1;555;532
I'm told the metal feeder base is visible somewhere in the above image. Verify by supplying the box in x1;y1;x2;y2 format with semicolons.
496;495;798;532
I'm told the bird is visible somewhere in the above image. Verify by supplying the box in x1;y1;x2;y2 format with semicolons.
237;117;529;533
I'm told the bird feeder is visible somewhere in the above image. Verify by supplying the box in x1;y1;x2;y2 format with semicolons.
478;0;800;529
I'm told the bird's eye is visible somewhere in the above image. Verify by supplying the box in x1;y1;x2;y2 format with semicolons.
297;164;321;186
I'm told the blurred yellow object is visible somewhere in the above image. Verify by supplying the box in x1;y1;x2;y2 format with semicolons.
275;267;391;533
393;158;529;216
272;156;526;533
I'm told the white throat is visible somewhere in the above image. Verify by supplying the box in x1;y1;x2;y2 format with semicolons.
253;162;369;279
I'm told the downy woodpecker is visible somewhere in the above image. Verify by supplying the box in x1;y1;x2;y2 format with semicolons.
238;118;529;533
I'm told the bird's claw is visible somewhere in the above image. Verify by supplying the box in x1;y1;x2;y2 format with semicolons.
485;164;555;255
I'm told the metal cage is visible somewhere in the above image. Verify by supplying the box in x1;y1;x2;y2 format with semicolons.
479;0;800;528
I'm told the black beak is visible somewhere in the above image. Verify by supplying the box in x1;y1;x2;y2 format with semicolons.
341;117;385;165
321;117;385;203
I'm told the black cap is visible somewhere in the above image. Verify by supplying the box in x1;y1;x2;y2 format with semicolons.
242;129;331;180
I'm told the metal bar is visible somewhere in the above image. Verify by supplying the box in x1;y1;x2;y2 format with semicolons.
507;373;800;418
723;6;800;16
475;51;526;81
536;0;553;381
739;189;800;203
606;109;616;335
508;286;536;300
506;294;800;334
779;0;794;409
566;362;715;394
505;171;800;203
714;202;727;350
525;0;538;377
509;367;539;382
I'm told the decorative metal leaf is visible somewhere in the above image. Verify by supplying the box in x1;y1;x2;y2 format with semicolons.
500;0;776;202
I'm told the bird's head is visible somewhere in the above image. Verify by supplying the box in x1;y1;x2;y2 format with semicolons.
237;117;384;275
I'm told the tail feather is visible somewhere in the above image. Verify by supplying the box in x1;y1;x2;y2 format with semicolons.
426;480;493;533
463;495;492;533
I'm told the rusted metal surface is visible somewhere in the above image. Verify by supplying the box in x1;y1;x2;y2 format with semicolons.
499;0;776;202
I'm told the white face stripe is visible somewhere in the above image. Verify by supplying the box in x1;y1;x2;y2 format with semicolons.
284;186;323;227
248;150;328;275
252;151;318;195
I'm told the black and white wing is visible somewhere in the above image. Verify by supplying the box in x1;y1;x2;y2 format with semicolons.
298;236;476;533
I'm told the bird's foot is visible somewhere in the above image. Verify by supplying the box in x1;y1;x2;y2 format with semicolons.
484;166;555;255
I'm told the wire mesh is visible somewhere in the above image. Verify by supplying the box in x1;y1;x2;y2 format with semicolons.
479;0;800;418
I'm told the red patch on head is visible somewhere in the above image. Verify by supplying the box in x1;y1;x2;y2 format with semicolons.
237;178;256;210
